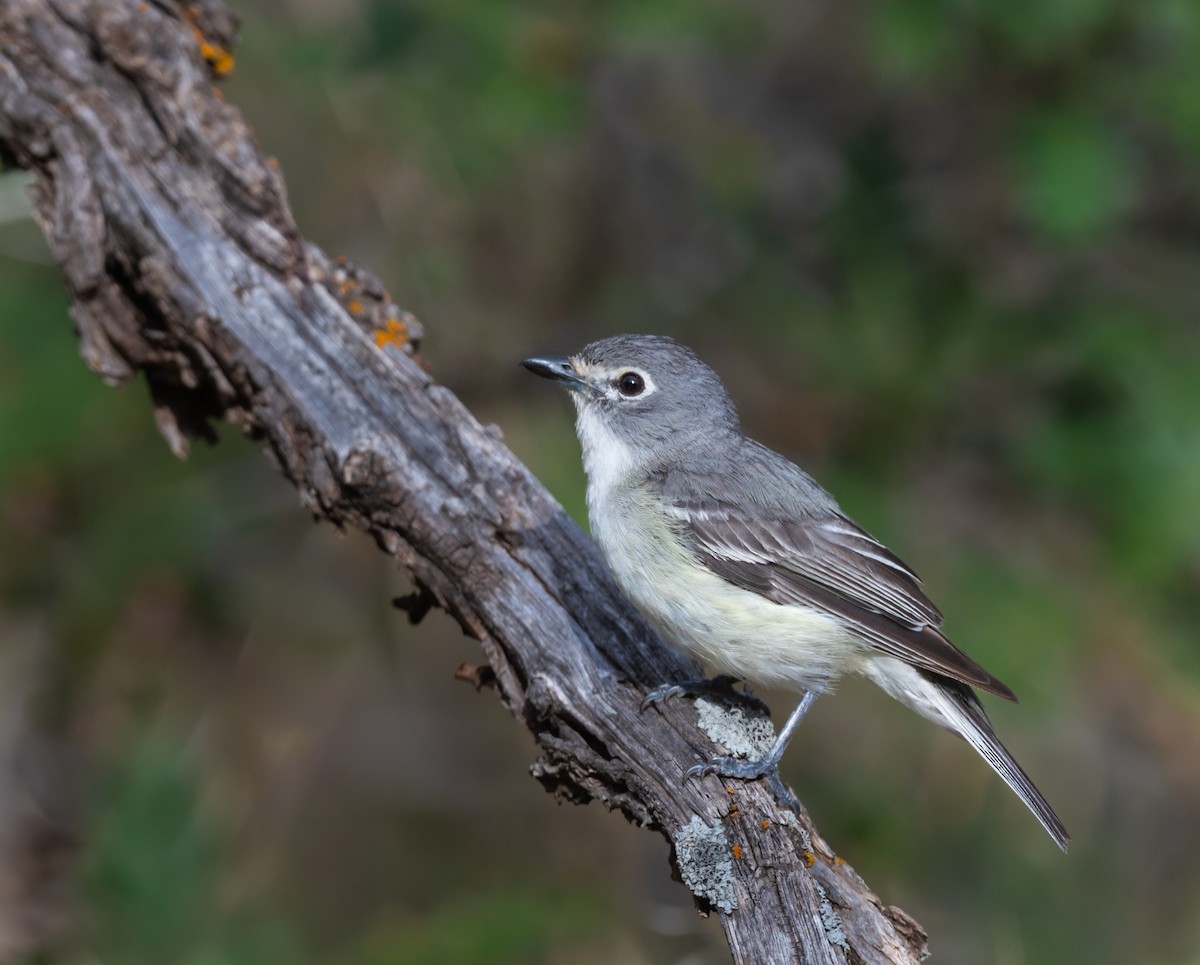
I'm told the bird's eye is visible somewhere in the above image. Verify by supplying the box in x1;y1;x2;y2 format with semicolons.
616;372;645;397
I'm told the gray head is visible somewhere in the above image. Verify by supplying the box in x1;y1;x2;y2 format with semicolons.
522;334;740;478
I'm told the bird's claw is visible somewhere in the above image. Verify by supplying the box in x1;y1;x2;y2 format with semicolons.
763;769;801;814
640;683;688;711
686;754;772;782
686;755;801;814
640;675;770;715
645;677;801;814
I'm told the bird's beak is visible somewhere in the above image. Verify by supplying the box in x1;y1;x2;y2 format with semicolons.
521;355;594;393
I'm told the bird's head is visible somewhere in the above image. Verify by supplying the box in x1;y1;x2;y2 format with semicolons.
522;334;739;479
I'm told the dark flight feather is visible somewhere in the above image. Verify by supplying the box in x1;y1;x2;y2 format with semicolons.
660;482;1018;702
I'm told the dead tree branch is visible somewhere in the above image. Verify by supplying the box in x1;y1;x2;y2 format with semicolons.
0;2;927;961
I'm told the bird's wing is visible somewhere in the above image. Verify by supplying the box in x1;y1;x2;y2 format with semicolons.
666;497;1018;702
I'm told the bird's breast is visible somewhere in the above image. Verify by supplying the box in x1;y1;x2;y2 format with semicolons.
587;486;862;693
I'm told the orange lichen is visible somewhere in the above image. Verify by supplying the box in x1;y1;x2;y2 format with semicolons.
199;39;235;76
834;856;845;865
801;851;815;868
184;9;235;77
760;820;770;830
346;299;364;315
731;844;743;860
374;317;410;350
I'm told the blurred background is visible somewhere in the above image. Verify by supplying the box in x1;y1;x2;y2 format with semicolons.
1;0;1199;961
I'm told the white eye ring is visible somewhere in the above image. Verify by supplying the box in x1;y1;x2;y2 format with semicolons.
616;371;646;397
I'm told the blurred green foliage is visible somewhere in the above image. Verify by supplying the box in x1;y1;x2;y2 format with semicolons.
352;890;609;965
84;736;304;965
2;0;1200;962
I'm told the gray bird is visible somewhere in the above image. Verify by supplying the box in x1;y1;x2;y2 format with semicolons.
523;334;1068;851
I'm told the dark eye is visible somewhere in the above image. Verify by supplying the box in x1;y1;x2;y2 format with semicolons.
616;372;645;397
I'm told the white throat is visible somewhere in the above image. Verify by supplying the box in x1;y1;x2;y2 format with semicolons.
573;399;640;502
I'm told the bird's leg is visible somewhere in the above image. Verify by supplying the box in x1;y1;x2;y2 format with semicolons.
640;674;770;715
687;690;819;783
644;679;815;812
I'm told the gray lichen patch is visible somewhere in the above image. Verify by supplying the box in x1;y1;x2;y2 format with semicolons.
675;815;738;913
816;883;850;950
694;697;775;759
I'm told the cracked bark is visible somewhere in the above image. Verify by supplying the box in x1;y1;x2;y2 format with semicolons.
0;2;928;961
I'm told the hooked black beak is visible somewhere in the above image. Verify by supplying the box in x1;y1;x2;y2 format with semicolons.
521;355;592;392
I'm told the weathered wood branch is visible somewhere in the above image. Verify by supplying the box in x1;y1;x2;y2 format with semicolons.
0;2;927;960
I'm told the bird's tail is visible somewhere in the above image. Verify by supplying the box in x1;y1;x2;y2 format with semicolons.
935;677;1070;851
864;657;1070;851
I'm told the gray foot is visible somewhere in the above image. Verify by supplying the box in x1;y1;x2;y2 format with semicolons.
681;689;820;816
687;754;773;782
640;674;769;715
687;754;801;814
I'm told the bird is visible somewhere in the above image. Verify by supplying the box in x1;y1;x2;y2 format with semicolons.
522;333;1069;851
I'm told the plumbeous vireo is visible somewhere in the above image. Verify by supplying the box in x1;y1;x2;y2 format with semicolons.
523;334;1068;851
